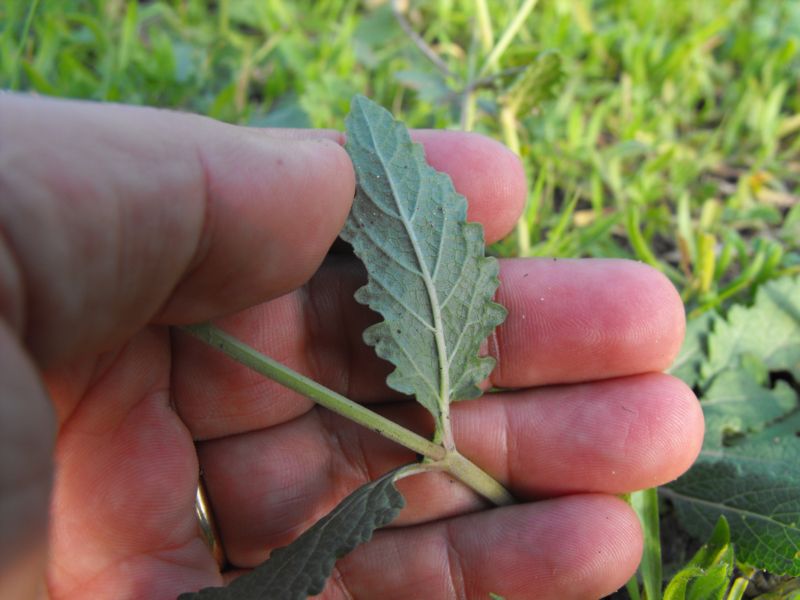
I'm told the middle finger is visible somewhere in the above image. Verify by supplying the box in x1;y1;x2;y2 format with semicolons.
196;372;701;567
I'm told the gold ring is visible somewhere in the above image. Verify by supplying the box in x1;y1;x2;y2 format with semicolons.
196;474;227;569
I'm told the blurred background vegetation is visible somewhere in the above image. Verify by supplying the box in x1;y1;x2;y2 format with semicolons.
3;0;798;316
3;0;799;597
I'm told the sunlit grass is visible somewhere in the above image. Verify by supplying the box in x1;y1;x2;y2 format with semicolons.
5;0;796;316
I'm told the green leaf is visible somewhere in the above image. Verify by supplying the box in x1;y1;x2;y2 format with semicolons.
664;566;707;600
340;95;507;425
178;469;405;600
686;564;732;600
703;275;800;383
669;516;735;600
500;51;565;116
701;370;797;448
747;411;800;440
690;516;733;571
669;311;716;390
629;488;663;600
671;275;800;578
663;431;800;576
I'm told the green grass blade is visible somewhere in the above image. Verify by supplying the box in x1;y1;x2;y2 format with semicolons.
630;488;663;600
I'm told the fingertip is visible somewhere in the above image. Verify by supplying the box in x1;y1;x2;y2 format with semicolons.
493;258;688;386
630;262;686;370
412;130;527;243
465;496;644;599
651;374;704;482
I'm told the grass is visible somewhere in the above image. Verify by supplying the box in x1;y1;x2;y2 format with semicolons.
3;0;799;596
3;0;797;313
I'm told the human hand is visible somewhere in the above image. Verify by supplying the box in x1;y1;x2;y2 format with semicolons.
0;93;703;600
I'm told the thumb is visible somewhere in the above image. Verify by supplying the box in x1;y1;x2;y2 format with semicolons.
0;320;53;597
0;94;355;365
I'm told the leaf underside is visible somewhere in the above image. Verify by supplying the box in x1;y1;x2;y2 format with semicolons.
178;470;405;600
340;95;507;422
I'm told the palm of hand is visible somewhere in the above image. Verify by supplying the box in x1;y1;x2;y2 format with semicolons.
46;256;699;600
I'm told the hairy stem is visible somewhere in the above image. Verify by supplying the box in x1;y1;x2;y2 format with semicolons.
180;323;515;507
444;451;515;506
181;323;445;461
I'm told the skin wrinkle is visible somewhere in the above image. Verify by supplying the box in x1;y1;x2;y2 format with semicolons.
305;258;390;406
347;411;381;486
327;564;356;600
304;263;353;403
53;538;212;600
443;521;469;600
318;409;372;497
56;389;186;551
498;399;516;494
0;323;54;569
172;143;216;286
617;401;642;467
55;337;151;438
300;280;326;396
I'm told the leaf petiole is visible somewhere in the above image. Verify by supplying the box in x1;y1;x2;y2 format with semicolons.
181;322;446;461
180;322;514;507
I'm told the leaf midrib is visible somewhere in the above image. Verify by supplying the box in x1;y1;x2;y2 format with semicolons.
362;112;451;426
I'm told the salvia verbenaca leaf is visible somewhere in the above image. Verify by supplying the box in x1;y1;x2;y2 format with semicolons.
340;95;507;422
177;469;405;600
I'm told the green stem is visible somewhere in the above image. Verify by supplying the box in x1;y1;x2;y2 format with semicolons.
726;577;750;600
218;0;230;36
460;16;481;132
479;0;539;77
460;92;477;131
625;576;642;600
180;323;515;507
181;323;445;461
445;451;515;506
394;461;445;481
629;488;663;600
473;0;495;54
